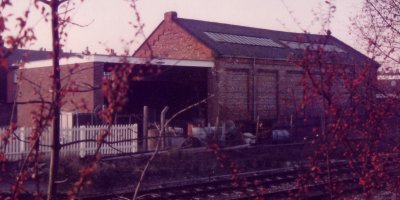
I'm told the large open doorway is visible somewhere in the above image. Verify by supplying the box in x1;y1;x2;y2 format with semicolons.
121;65;209;125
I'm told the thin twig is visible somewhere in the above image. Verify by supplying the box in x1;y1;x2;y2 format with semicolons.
132;95;214;200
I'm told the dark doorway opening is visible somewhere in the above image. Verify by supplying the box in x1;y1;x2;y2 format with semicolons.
123;65;208;125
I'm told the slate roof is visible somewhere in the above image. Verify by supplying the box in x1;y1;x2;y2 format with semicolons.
7;49;52;64
175;18;376;66
4;49;78;67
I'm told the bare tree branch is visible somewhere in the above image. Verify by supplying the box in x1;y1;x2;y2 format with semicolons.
132;95;214;200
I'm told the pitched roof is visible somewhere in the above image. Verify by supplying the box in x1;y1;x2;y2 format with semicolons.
175;17;375;65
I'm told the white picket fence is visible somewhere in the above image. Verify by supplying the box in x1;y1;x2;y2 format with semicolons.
0;124;138;161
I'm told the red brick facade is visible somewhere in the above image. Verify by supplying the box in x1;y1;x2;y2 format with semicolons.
134;12;214;60
213;59;307;122
17;62;103;126
6;69;17;103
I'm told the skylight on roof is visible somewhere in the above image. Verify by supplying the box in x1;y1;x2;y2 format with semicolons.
281;41;346;53
204;32;283;48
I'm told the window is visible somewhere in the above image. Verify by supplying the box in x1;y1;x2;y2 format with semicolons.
281;40;346;53
103;71;112;80
204;32;283;48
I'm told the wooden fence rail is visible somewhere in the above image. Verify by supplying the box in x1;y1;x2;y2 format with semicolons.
0;124;138;161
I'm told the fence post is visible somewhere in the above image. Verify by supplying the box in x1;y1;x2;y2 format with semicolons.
19;128;26;157
133;124;138;153
79;125;86;158
143;106;148;152
160;106;169;149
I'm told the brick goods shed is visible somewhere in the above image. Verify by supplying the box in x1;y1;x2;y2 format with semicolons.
4;12;377;128
133;11;377;125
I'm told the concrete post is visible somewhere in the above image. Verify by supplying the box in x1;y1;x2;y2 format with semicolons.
160;106;169;149
143;106;148;151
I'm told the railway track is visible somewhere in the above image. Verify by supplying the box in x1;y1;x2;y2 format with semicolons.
82;161;367;200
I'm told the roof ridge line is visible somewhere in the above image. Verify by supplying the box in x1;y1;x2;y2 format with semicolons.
176;17;325;37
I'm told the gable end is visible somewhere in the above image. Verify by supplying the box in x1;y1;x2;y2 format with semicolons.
133;12;214;61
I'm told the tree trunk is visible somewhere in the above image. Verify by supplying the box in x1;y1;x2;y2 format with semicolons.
47;0;61;199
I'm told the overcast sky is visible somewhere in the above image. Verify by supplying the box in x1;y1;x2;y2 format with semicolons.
5;0;364;55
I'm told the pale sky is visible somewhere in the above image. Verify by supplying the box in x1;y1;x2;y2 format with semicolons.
4;0;364;55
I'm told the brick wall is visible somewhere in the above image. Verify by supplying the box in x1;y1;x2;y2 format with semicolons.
279;70;304;117
17;62;104;127
256;69;278;119
134;13;214;60
211;58;309;123
0;67;6;102
6;68;21;104
211;58;365;125
219;68;250;120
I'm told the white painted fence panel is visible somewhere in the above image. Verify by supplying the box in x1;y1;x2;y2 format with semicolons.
0;124;138;161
